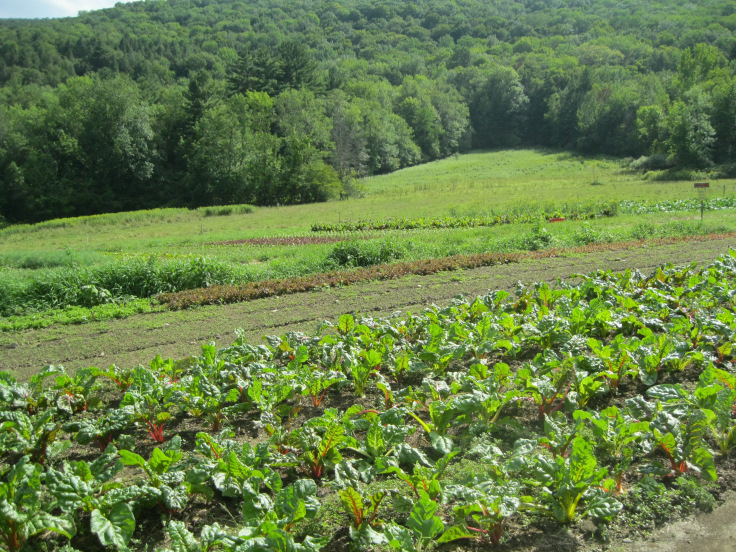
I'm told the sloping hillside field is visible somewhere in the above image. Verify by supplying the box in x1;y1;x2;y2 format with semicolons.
2;245;736;551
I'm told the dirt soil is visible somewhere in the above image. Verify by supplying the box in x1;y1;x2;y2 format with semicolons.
623;492;736;552
2;235;736;551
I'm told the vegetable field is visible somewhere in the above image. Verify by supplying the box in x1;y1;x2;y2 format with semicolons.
2;250;736;551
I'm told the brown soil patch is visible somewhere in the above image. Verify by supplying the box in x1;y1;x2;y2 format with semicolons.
205;236;370;246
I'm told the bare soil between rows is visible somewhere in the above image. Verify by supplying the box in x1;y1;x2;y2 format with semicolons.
1;235;736;551
1;236;734;380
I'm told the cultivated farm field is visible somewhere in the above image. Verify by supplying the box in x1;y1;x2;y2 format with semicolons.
1;149;736;551
2;246;736;551
1;149;735;333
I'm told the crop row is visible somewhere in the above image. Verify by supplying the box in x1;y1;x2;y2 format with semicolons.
205;237;365;247
156;251;521;310
156;234;736;311
310;198;736;233
1;250;735;550
619;197;736;215
310;202;619;233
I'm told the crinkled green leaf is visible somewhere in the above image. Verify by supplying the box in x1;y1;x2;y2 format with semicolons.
429;431;454;455
437;524;477;544
90;503;135;549
407;494;444;540
585;493;622;521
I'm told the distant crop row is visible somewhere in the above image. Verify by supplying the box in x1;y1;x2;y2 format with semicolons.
156;234;736;311
311;202;619;233
156;252;522;310
206;236;365;246
619;197;736;215
311;198;736;233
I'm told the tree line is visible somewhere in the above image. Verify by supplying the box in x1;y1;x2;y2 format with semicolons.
0;0;735;223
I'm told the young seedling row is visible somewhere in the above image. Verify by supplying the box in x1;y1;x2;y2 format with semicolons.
1;250;736;551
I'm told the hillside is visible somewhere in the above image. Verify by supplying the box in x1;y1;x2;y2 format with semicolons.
1;0;735;223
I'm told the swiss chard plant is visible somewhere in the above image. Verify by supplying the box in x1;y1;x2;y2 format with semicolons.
695;366;736;455
385;451;458;506
574;406;649;493
381;492;445;551
0;456;75;552
46;445;141;550
0;365;63;415
120;368;178;443
239;478;328;550
586;335;638;392
642;406;717;481
63;407;134;451
0;408;68;465
350;349;382;397
299;366;345;407
158;521;242;552
178;369;247;431
49;366;102;415
531;436;621;523
452;362;520;432
340;486;394;549
635;329;694;386
287;418;345;480
517;351;574;421
118;436;202;516
441;478;524;546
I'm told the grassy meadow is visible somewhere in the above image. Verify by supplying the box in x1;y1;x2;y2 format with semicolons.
1;148;735;330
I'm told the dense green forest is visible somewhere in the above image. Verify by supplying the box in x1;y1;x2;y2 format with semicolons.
0;0;735;223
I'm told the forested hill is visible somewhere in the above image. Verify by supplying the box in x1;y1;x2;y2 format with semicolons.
1;0;735;223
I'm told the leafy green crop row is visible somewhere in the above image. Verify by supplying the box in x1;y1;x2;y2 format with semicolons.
1;251;736;550
0;299;156;332
311;198;736;233
310;201;620;232
619;197;736;215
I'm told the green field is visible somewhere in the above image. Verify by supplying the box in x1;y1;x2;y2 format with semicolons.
0;149;734;330
2;149;736;552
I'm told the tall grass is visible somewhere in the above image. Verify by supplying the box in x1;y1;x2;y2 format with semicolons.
0;249;110;269
0;256;239;316
0;204;255;237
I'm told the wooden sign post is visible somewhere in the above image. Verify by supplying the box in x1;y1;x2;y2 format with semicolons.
694;182;709;221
